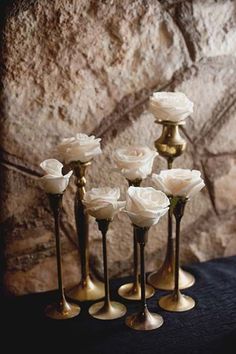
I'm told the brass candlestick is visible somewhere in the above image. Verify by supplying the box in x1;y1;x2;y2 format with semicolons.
89;219;127;320
67;161;105;302
148;120;195;290
118;179;154;301
45;194;80;320
125;226;163;331
159;197;195;312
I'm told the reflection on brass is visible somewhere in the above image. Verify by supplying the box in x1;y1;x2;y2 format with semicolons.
148;118;195;290
67;161;105;302
45;194;80;320
148;210;195;291
159;198;195;312
125;226;163;331
118;179;155;301
155;120;187;167
89;219;127;320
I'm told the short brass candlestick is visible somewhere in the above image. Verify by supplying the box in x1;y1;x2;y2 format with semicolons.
118;179;154;301
148;120;195;290
45;194;80;320
89;219;127;320
67;161;105;302
125;226;163;331
159;197;195;312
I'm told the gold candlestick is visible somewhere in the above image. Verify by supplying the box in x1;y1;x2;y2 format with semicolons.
89;219;127;320
125;226;163;330
148;120;195;290
67;161;105;302
45;194;80;319
159;197;195;312
118;179;154;301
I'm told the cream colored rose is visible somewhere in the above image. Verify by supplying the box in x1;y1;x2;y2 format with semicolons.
124;187;169;228
40;159;73;194
149;92;193;122
83;187;125;220
113;146;158;181
152;169;205;198
57;133;102;163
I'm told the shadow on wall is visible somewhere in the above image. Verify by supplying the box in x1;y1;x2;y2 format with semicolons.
0;0;14;296
0;0;34;295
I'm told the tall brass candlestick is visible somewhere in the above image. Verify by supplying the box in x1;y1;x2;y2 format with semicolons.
89;219;127;320
45;194;80;319
118;179;154;301
125;226;163;330
159;197;195;312
67;161;105;302
148;120;195;290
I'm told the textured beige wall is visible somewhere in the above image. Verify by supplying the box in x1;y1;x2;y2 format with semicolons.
0;0;236;295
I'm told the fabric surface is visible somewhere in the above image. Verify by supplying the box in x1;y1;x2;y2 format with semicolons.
2;256;236;353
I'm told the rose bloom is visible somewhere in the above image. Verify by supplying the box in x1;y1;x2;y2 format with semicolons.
83;187;125;220
113;146;158;181
57;133;102;164
152;169;205;198
149;91;193;122
40;159;73;194
124;187;169;228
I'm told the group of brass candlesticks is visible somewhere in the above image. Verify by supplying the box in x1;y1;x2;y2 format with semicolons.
39;91;203;330
41;116;201;332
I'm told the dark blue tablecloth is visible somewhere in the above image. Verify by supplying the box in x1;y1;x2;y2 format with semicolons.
2;256;236;353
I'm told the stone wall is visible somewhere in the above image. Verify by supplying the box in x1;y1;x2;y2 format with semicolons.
0;0;235;295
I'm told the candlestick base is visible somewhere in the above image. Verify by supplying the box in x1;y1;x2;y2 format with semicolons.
67;276;105;302
118;282;155;300
159;292;195;312
148;266;195;291
89;301;127;320
45;300;80;320
125;307;163;331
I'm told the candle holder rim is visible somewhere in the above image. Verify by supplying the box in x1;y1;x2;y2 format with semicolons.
132;224;150;231
70;160;92;168
127;178;142;187
155;119;186;126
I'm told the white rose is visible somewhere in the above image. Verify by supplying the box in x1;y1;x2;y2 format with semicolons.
152;169;205;198
40;159;73;194
83;187;125;220
149;92;193;122
57;133;102;163
124;187;169;228
113;146;158;181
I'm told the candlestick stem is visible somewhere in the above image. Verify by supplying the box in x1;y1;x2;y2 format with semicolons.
89;219;126;320
67;161;105;302
45;194;80;320
159;197;195;312
125;226;163;331
118;179;154;301
148;120;195;290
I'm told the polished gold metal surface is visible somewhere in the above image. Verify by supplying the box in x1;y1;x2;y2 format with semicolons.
118;282;154;301
159;291;195;312
67;161;105;302
159;197;195;312
148;207;195;290
118;179;155;301
89;219;127;320
46;194;80;320
125;226;163;331
148;264;195;291
125;307;163;331
45;299;81;320
150;118;195;290
155;120;187;167
67;276;105;302
89;301;127;320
